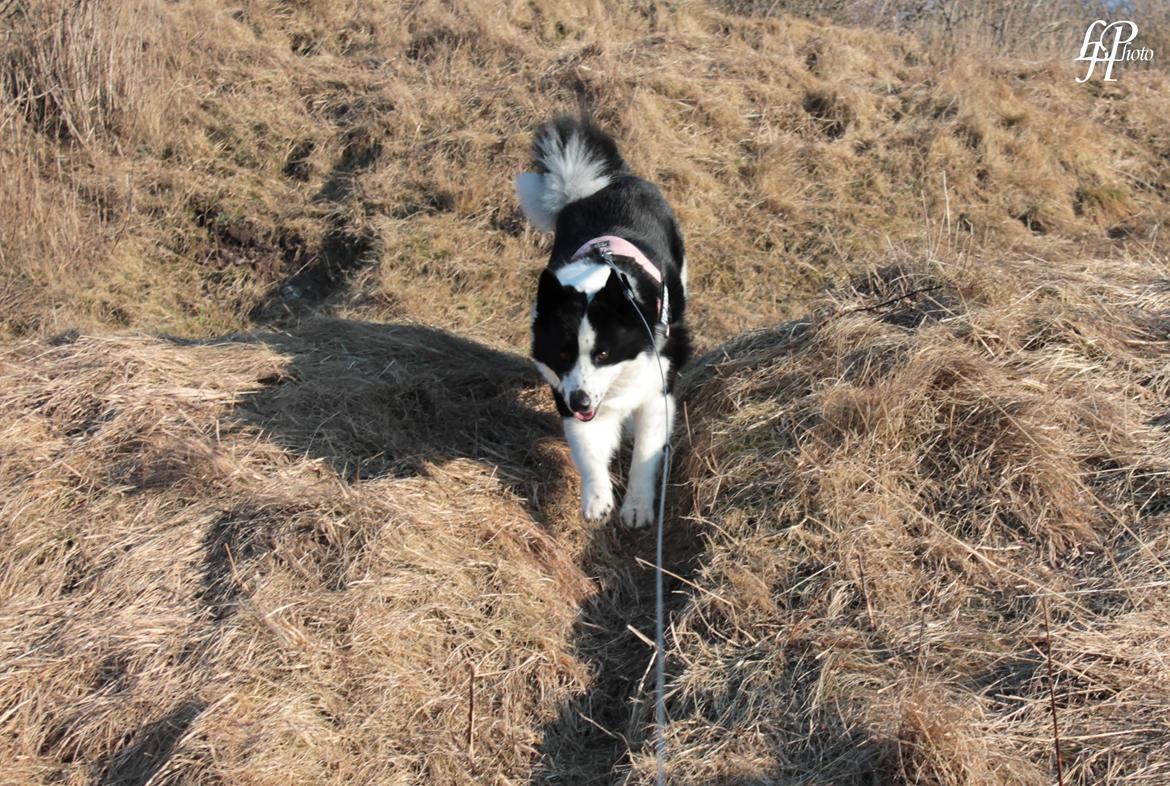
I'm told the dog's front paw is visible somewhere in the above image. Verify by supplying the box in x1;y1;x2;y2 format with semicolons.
620;491;656;529
581;482;615;522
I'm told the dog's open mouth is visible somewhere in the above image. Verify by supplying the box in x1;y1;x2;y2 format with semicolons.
573;410;596;422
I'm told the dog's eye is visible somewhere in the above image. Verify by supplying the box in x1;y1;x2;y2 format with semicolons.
560;347;573;360
594;350;609;363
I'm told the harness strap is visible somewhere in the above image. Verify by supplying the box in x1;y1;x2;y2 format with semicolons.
571;235;671;336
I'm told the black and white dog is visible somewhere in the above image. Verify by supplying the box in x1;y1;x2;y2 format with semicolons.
516;117;691;528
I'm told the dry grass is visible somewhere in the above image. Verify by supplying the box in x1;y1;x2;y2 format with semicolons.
725;0;1170;62
0;323;595;785
2;2;1170;785
2;0;164;144
640;253;1170;784
1;1;1168;344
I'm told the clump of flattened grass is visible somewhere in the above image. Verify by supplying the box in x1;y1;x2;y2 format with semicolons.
640;253;1170;784
0;324;592;785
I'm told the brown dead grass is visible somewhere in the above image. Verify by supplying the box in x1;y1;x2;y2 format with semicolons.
0;323;596;785
2;1;1168;344
3;2;1170;785
2;0;164;144
6;254;1167;786
726;0;1170;64
640;252;1170;784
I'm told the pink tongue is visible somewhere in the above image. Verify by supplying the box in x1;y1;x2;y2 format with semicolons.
574;410;595;422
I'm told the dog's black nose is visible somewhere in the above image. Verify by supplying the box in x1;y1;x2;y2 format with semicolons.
568;390;592;413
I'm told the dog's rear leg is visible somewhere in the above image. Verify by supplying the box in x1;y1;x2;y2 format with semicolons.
565;413;622;521
621;392;675;529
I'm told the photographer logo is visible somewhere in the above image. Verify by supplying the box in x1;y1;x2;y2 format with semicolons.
1076;20;1154;82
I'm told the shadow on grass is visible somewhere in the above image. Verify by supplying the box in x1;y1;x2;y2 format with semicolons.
159;317;899;784
530;507;703;785
168;316;573;624
95;701;205;786
531;320;900;785
220;317;565;498
189;316;701;783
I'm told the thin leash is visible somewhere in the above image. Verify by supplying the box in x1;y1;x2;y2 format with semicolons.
605;257;671;786
653;439;670;786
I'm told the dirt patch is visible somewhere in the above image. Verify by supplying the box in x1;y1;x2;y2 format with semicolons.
248;221;379;322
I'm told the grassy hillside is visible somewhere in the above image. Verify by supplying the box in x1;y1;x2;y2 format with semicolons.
0;325;601;784
3;0;1168;346
1;1;1169;785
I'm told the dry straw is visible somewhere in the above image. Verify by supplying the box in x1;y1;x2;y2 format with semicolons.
647;255;1170;784
0;324;593;784
2;1;1167;344
1;1;1169;784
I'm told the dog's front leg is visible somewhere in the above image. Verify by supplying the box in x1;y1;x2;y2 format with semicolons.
621;392;675;529
565;413;622;521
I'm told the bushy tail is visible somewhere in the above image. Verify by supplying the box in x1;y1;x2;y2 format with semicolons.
515;117;628;232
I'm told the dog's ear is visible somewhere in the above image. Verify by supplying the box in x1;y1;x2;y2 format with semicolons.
600;268;651;324
536;268;566;310
601;267;627;300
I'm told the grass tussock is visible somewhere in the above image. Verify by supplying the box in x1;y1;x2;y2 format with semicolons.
2;0;164;144
0;324;594;785
643;254;1170;784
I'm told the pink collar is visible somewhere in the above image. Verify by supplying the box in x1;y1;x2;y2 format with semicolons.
571;235;661;284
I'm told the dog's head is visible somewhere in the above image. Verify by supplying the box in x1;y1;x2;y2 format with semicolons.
532;266;655;421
